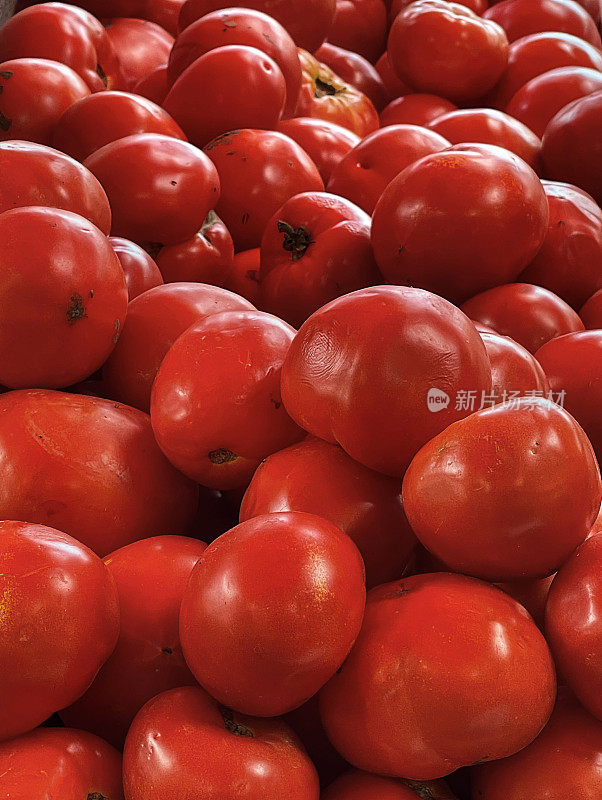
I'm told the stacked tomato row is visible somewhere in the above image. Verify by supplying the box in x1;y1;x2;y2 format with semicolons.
1;0;602;798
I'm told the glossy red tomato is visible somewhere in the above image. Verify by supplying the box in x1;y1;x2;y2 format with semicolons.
54;0;184;35
0;140;111;232
151;309;303;488
103;282;254;412
371;144;549;303
323;771;458;800
0;727;124;800
132;64;169;104
224;247;263;306
374;51;411;100
388;1;509;102
282;286;492;477
379;93;457;126
109;236;164;301
123;686;320;799
203;128;323;251
471;690;602;799
480;331;550;403
240;436;416;588
496;574;554;630
320;573;556;779
581;288;602;327
168;8;301;116
104;17;174;89
277;117;359;183
462;283;585;352
484;0;601;47
327;0;388;63
259;191;381;326
61;535;206;747
328;124;450;214
390;0;488;17
84;133;219;245
0;520;119;741
315;43;389;111
0;390;198;555
403;396;601;580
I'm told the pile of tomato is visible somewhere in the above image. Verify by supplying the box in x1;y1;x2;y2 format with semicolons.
1;0;602;797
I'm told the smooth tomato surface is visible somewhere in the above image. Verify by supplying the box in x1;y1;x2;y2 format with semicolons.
379;93;457;126
109;236;164;301
484;0;601;47
327;0;388;63
480;331;550;403
104;16;174;89
277;117;360;183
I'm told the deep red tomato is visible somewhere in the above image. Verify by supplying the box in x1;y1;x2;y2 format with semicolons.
371;144;549;303
388;1;509;102
0;140;111;233
323;770;458;800
429;108;541;168
519;181;602;308
277;117;359;183
374;51;411;100
0;390;198;555
480;330;550;403
471;690;602;799
281;285;492;477
151;309;303;488
315;43;389;111
403;396;601;580
133;64;169;104
109;236;164;301
241;437;416;588
327;0;388;64
224;247;263;306
178;0;336;52
496;574;554;630
284;695;347;788
103;282;254;412
104;17;174;89
52;90;185;162
295;48;379;137
0;520;119;741
581;288;602;327
0;727;124;800
542;89;602;206
61;535;206;748
320;573;556;779
164;45;286;147
51;0;184;35
167;8;301;116
84;133;219;246
154;210;235;285
259;191;382;326
0;207;127;389
327;124;450;214
0;3;124;91
462;283;585;352
203;128;323;251
123;686;320;799
484;0;601;47
379;93;457;126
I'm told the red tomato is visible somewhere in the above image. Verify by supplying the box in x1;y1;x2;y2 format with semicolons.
0;140;111;233
123;686;320;799
164;45;286;147
462;283;585;352
52;90;185;162
55;0;184;35
315;43;389;111
132;64;169;104
484;0;601;47
480;331;550;404
0;727;123;800
327;124;450;214
203;128;323;251
281;286;492;477
151;309;303;488
284;695;347;788
240;436;416;588
581;288;602;328
84;133;219;245
320;573;556;779
327;0;388;64
496;574;554;630
388;1;509;102
109;236;164;301
104;17;174;89
155;210;235;285
323;771;458;800
519;181;602;308
403;396;601;580
374;51;411;100
429;108;541;168
0;520;119;741
391;0;488;15
471;690;602;799
103;282;254;412
295;48;379;137
379;93;457;126
0;207;127;389
277;117;360;184
371;144;549;303
0;390;198;555
61;535;206;747
167;8;301;116
259;191;382;326
224;247;263;306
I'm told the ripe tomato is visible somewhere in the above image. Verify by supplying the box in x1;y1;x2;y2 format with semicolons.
133;64;169;104
55;0;184;35
371;144;549;303
109;236;164;300
84;133;220;246
323;771;458;800
123;686;320;799
462;283;585;352
224;247;263;306
403;396;601;580
0;390;198;555
277;117;359;183
480;331;550;403
484;0;601;47
379;93;457;126
281;286;492;477
0;520;119;741
259;191;382;326
320;573;556;779
390;0;488;16
374;51;411;100
315;43;389;111
581;288;602;327
496;574;554;630
0;727;124;800
203;128;323;251
104;17;174;89
327;0;388;64
61;535;206;748
151;310;303;488
327;124;450;214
